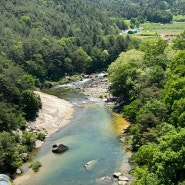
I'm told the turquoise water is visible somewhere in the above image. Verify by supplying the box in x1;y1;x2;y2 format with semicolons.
21;98;130;185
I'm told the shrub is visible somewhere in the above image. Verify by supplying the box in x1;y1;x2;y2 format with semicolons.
37;132;45;141
99;95;103;99
29;161;42;172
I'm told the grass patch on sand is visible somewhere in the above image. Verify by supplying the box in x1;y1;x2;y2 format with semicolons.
29;161;42;172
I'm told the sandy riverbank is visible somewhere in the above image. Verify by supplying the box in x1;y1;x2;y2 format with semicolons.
13;91;74;185
31;91;74;137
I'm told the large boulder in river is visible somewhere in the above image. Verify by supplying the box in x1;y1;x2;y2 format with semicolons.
52;144;68;153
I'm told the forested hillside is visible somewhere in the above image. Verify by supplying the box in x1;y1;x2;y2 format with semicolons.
87;0;185;23
1;0;185;182
108;31;185;185
0;0;135;82
0;0;139;175
0;55;42;173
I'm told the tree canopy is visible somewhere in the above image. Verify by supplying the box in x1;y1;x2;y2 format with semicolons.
1;0;185;180
108;32;185;184
0;55;41;173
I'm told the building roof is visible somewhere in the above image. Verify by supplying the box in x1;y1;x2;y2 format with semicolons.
128;29;138;34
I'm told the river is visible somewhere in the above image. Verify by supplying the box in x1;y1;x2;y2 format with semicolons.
19;88;131;185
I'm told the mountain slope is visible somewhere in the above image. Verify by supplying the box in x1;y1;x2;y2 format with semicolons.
1;0;129;81
86;0;185;22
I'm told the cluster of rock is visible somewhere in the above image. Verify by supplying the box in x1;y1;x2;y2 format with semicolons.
76;72;115;103
61;72;117;106
26;125;46;148
113;172;129;185
26;126;44;134
27;125;47;136
96;172;130;185
14;126;47;175
120;126;130;144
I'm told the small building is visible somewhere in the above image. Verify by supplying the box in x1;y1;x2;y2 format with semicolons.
128;29;137;34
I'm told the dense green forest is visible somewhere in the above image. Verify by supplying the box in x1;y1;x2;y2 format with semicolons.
1;0;133;83
108;30;185;185
87;0;185;23
0;55;42;173
0;0;185;183
0;0;135;175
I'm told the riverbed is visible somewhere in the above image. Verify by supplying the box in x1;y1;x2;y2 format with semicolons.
14;72;131;185
16;94;130;185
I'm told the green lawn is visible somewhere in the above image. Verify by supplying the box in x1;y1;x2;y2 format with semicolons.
137;30;159;36
173;15;185;22
140;22;185;35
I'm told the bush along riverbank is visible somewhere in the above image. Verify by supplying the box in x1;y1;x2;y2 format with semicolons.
107;32;185;184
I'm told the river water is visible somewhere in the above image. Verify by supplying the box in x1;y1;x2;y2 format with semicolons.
21;92;130;185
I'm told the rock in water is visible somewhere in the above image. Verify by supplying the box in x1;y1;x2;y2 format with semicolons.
85;159;98;170
52;144;68;153
113;172;122;178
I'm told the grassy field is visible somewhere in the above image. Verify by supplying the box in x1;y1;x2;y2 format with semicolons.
134;22;185;41
137;30;159;36
122;20;184;41
140;22;185;35
173;15;185;22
